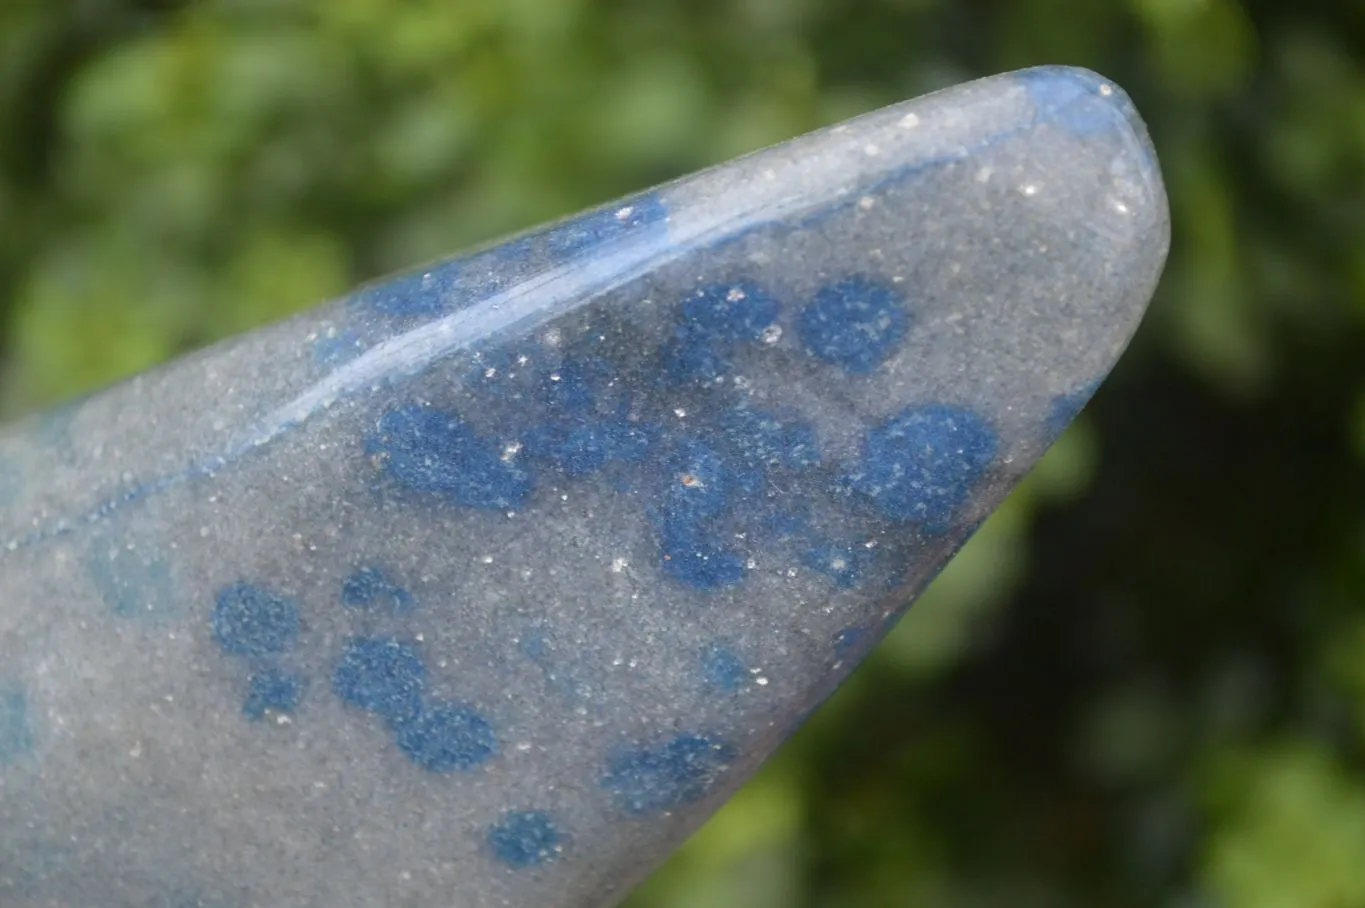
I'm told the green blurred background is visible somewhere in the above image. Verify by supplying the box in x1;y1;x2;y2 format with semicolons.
2;0;1364;905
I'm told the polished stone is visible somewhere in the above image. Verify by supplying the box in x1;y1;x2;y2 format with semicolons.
0;66;1168;907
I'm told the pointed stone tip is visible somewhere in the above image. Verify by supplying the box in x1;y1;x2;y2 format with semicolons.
1014;64;1168;216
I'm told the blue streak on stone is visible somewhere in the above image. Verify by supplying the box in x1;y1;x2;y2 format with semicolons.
368;403;532;510
341;567;415;613
834;627;865;657
332;636;425;726
211;582;299;656
541;192;668;260
798;276;908;373
243;668;303;721
487;810;562;868
602;734;737;816
803;541;875;589
720;405;820;470
700;645;748;692
313;329;365;367
354;258;462;320
0;684;34;765
843;404;997;529
1045;379;1102;438
1017;66;1123;137
86;542;176;619
394;701;496;772
663;282;779;384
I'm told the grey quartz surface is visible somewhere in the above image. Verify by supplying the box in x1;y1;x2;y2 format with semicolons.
0;66;1169;907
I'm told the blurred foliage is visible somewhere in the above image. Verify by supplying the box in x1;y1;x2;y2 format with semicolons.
3;0;1365;905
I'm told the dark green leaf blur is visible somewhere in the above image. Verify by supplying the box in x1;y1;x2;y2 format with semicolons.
3;1;1363;905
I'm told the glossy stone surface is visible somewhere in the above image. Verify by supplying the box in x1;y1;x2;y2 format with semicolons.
0;66;1168;907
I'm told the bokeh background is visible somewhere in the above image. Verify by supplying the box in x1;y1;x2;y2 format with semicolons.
2;0;1363;905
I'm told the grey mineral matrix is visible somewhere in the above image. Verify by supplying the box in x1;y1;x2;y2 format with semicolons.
0;66;1168;907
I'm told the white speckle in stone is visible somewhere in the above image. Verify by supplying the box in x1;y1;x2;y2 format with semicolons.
516;741;533;752
760;324;782;345
746;558;757;569
858;196;876;210
549;373;561;382
1021;183;1040;197
786;568;798;577
517;355;529;366
501;442;522;462
756;676;769;686
674;408;687;419
976;166;993;183
726;286;747;302
863;142;880;157
615;206;634;221
610;557;628;573
899;112;920;128
1113;199;1131;215
484;367;497;379
1099;83;1113;96
480;555;494;564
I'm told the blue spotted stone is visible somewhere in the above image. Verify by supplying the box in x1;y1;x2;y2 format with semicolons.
602;734;737;815
211;583;299;657
799;276;908;373
487;810;562;868
843;404;998;528
394;701;496;772
332;637;425;726
0;66;1169;906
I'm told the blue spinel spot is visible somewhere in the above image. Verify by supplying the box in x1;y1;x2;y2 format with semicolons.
834;627;866;657
1017;66;1122;137
720;406;819;470
243;668;303;721
700;645;748;692
368;403;532;510
799;276;908;373
211;582;299;656
803;541;875;588
0;684;34;765
664;282;780;383
845;404;997;528
340;567;414;612
602;734;736;815
332;636;425;725
487;810;562;868
1045;379;1101;438
394;701;496;772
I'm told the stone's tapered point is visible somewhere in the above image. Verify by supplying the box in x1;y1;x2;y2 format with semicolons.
0;68;1167;907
